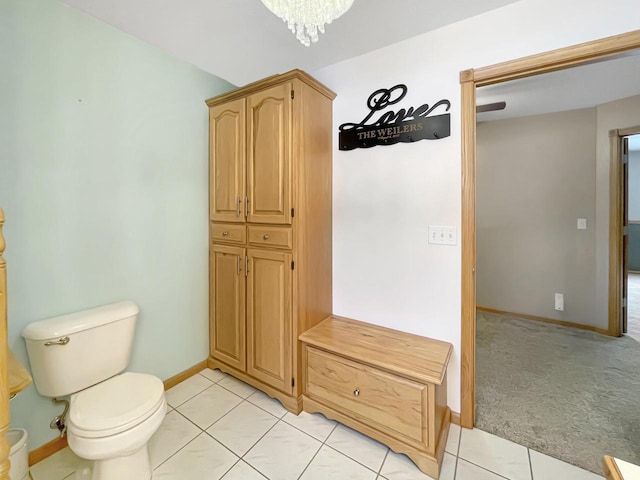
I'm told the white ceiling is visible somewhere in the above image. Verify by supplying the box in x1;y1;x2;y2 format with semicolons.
59;0;518;86
476;51;640;122
56;0;640;125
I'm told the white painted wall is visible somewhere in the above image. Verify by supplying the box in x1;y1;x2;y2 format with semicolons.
312;0;640;412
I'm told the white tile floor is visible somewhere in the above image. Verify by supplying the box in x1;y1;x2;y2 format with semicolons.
30;369;605;480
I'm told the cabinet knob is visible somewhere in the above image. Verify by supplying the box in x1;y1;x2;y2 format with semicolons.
353;388;360;397
222;231;229;237
263;234;270;240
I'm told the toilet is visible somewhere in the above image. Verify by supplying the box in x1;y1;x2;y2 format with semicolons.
22;300;166;480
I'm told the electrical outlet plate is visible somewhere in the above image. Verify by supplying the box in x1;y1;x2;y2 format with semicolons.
555;293;564;311
428;226;457;245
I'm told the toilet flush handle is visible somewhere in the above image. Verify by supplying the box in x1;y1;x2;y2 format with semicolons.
44;337;70;346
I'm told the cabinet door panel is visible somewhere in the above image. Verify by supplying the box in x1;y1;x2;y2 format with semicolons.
246;249;292;393
247;84;292;224
210;99;246;222
210;245;246;370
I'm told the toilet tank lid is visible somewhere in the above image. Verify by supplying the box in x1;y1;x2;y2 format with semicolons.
22;301;139;341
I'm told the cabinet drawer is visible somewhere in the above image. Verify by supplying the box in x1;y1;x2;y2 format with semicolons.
304;347;428;448
248;226;292;249
211;223;246;245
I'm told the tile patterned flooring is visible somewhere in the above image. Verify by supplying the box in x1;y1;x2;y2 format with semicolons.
30;368;604;480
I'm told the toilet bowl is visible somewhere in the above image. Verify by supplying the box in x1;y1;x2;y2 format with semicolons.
67;372;166;479
22;301;167;480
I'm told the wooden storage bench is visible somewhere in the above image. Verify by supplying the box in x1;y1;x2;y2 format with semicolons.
604;455;640;480
299;315;453;479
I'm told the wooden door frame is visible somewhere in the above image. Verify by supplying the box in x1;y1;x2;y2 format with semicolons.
610;127;640;337
460;29;640;428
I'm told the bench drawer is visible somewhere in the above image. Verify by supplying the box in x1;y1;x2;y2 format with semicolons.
304;346;428;448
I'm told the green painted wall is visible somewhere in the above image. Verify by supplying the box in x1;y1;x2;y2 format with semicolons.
0;0;234;449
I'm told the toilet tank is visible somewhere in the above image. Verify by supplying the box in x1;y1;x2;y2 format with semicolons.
22;301;139;398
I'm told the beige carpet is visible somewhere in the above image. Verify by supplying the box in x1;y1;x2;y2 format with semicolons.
476;311;640;474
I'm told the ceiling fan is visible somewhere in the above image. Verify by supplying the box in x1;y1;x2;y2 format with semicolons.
476;101;506;113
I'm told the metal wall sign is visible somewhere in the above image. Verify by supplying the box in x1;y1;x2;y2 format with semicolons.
339;84;450;150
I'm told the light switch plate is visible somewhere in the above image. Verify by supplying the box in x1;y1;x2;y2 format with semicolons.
428;226;457;245
577;218;587;230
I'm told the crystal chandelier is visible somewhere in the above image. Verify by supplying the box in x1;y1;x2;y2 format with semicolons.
261;0;355;47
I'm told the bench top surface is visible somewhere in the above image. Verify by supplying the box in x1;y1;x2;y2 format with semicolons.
299;315;453;385
606;456;640;480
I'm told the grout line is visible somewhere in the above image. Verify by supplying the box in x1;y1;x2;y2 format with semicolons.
198;369;229;383
273;417;388;477
215;376;259;399
169;397;253;460
166;382;215;409
458;458;512;479
245;392;289;419
308;415;388;476
377;448;390;477
218;458;242;480
157;401;248;470
295;443;323;479
156;420;241;471
323;443;383;476
172;402;229;432
217;385;258;399
295;421;339;480
202;397;254;431
452;424;462;480
528;448;534;480
202;399;280;459
203;429;245;460
279;414;336;443
235;460;269;479
239;415;283;461
165;366;227;409
196;372;219;383
325;422;339;440
152;430;205;471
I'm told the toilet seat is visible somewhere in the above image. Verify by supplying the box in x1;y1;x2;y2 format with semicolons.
68;372;164;438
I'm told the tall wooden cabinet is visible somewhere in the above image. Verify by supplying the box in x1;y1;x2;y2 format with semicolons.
206;70;335;412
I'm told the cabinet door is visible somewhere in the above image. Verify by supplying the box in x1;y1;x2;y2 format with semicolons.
247;83;292;224
210;244;246;371
210;99;246;222
246;249;293;393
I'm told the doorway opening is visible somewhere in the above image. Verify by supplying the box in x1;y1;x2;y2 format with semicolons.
461;29;640;430
615;132;640;342
472;66;640;471
461;30;640;473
